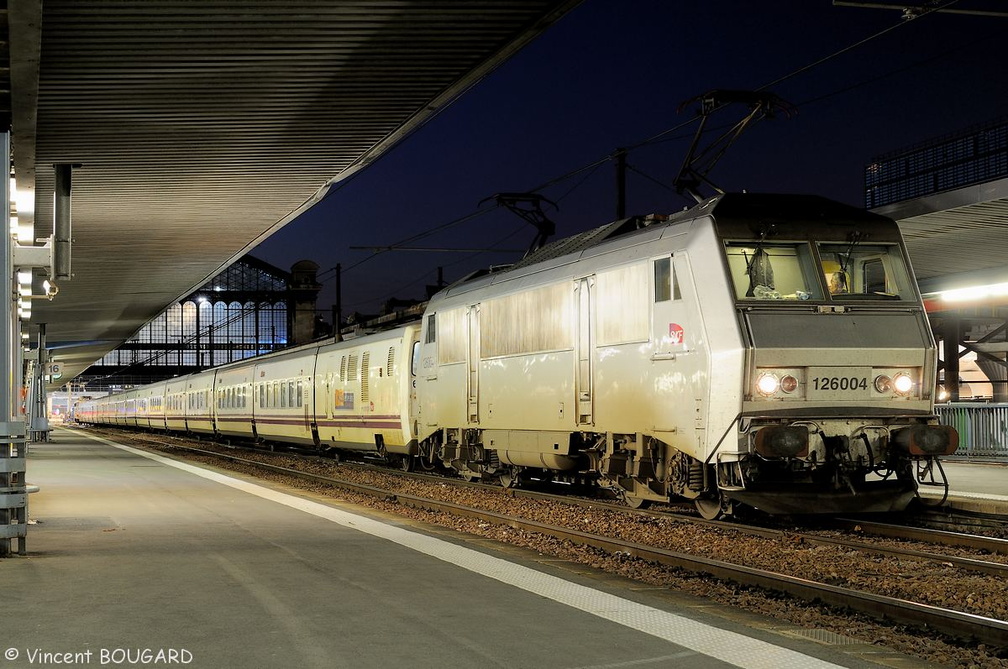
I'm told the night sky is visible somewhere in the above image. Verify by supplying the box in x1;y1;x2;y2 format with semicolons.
254;0;1008;319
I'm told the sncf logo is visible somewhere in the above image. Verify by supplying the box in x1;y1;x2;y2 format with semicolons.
668;323;684;345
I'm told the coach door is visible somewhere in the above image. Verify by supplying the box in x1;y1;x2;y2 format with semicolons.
575;277;594;425
466;305;480;424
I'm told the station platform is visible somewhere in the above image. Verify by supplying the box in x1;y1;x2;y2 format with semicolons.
3;429;927;669
917;460;1008;515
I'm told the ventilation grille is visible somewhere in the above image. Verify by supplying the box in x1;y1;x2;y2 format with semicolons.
361;352;370;404
347;354;357;386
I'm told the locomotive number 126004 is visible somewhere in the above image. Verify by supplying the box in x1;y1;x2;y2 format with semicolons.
811;376;868;392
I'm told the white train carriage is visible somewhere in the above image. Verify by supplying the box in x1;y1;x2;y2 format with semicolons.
184;372;216;436
119;393;135;427
414;193;956;515
92;394;113;424
130;389;145;428
214;363;255;440
97;396;116;425
252;345;320;447
313;324;419;464
75;398;96;424
136;381;167;430
164;376;189;432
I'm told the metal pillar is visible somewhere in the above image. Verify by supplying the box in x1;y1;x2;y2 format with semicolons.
942;317;961;402
1;132;28;556
334;263;342;342
53;164;73;281
195;302;201;367
30;323;49;441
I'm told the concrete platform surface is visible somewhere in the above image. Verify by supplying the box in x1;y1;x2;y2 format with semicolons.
4;430;926;669
918;460;1007;514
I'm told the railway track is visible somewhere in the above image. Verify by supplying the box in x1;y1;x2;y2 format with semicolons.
831;517;1008;554
109;431;1008;649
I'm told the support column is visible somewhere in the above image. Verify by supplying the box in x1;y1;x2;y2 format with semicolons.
30;323;49;441
1;132;28;556
334;263;342;342
942;317;961;402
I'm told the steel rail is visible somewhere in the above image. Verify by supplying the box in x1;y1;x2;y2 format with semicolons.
145;440;1008;648
833;518;1008;555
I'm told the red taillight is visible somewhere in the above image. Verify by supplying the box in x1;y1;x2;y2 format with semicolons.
754;425;809;458
894;424;959;456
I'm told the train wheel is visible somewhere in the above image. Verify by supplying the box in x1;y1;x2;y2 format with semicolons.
694;493;731;520
399;455;414;472
499;466;518;489
624;495;651;510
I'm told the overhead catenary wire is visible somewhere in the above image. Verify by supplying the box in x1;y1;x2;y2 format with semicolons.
325;2;960;300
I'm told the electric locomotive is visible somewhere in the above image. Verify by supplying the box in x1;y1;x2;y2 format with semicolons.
412;193;956;517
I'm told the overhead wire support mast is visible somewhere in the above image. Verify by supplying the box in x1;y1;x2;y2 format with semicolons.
672;90;797;204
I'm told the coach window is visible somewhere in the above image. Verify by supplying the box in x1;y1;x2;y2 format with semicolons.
411;341;420;376
296;381;303;408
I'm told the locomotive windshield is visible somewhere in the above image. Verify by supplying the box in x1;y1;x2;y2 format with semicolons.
725;241;915;302
725;242;823;300
817;242;914;301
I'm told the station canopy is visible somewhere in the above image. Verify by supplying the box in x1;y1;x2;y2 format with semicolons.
3;1;580;386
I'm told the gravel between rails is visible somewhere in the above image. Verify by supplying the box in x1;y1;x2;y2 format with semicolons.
79;427;1008;668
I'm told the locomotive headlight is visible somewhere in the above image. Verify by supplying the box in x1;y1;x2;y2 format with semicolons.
780;375;798;394
874;375;892;393
756;373;780;396
893;373;914;395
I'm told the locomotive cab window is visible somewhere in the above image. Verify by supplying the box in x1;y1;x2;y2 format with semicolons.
725;242;822;301
817;243;913;301
426;314;436;343
653;257;681;302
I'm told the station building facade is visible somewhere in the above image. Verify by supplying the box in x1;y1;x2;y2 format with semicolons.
79;255;322;391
